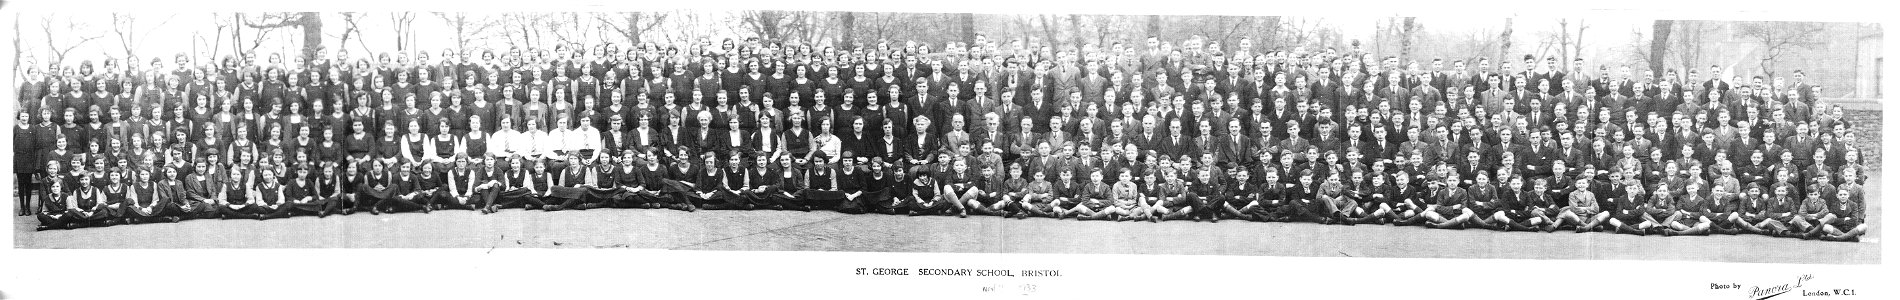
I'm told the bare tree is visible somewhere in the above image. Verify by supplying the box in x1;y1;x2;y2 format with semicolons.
839;12;856;48
1069;14;1085;49
40;15;104;66
434;12;502;53
1399;17;1419;63
961;13;978;46
776;11;820;45
1671;21;1721;77
111;13;179;59
389;12;418;52
741;11;785;41
14;15;23;82
502;13;537;47
1038;14;1058;48
239;14;279;55
1498;18;1514;65
1558;18;1573;64
1572;19;1588;65
598;12;670;46
736;10;825;45
1646;20;1673;80
541;12;598;47
1737;21;1827;77
241;12;325;62
1086;14;1109;46
1455;28;1501;63
332;12;373;57
195;13;232;63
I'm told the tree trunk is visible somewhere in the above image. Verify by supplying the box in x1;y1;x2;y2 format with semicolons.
1399;17;1417;63
959;13;976;46
452;15;467;53
1574;21;1586;69
1262;16;1281;46
1499;18;1513;67
1069;14;1085;49
13;16;20;88
1147;15;1162;39
232;14;243;57
629;13;643;45
1038;15;1057;48
758;11;781;41
1558;19;1570;64
300;12;323;64
839;12;856;49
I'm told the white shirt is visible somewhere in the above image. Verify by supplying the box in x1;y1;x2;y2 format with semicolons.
758;126;776;153
490;129;521;158
815;134;842;161
570;127;602;155
537;129;568;157
635;127;653;146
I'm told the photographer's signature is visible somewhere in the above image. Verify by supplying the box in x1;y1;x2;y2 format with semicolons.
1712;274;1859;299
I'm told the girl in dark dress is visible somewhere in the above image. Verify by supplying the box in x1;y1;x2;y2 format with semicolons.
354;159;396;215
99;169;130;224
691;152;744;210
280;165;330;217
518;158;561;211
124;168;177;223
464;116;491;167
486;156;536;213
602;151;644;208
36;179;77;230
802;157;843;210
377;162;431;214
535;152;590;211
410;162;445;211
440;155;491;212
632;150;671;209
217;164;265;220
763;154;807;211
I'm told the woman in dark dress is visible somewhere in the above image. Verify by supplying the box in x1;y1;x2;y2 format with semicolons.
343;120;376;165
767;62;795;112
845;65;872;103
315;124;344;165
819;67;845;107
376;121;405;167
16;111;42;215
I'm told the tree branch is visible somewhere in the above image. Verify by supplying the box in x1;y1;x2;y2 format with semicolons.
243;13;305;29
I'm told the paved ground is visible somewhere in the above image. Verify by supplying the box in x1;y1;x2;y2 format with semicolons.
14;177;1879;264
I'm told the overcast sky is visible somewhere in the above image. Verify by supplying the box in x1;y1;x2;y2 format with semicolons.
17;11;1649;67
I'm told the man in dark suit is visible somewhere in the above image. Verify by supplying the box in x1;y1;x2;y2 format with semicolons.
1218;118;1253;169
1159;118;1190;158
1701;65;1729;98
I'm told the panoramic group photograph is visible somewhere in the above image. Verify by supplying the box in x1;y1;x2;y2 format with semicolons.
7;10;1883;264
